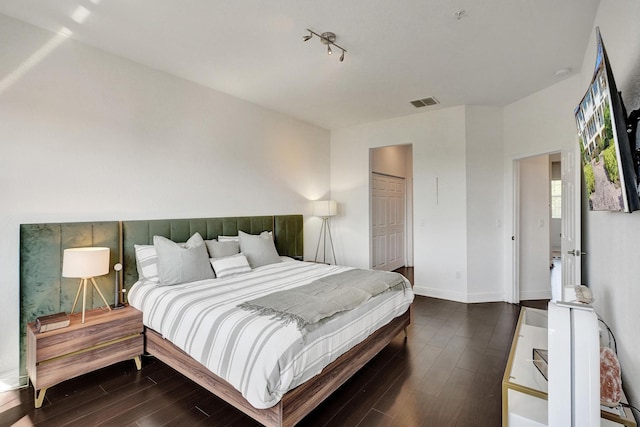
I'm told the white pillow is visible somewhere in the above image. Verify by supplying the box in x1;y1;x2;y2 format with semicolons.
217;231;272;242
154;232;214;286
210;253;251;278
239;230;281;268
205;240;240;258
134;244;159;283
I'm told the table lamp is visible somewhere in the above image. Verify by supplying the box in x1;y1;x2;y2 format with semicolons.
63;247;112;323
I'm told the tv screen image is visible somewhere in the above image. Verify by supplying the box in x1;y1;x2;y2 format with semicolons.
574;28;640;212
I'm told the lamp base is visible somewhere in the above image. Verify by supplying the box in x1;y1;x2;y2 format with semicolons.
110;303;126;310
70;277;112;323
314;217;337;264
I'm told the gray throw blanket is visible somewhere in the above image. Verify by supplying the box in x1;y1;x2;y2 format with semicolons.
238;268;407;331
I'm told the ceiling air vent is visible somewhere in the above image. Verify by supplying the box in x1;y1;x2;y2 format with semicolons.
410;97;439;108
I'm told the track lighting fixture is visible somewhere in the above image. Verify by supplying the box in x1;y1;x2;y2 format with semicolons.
302;28;347;62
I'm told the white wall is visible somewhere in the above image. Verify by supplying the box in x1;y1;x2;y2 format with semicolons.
0;15;330;387
332;107;468;298
580;0;640;408
502;76;582;303
502;0;640;407
518;155;552;300
331;106;505;303
465;106;505;302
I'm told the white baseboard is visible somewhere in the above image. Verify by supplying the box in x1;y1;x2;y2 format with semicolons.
519;289;552;300
413;285;505;303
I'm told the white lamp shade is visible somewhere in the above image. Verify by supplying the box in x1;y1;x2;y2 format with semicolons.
313;200;338;217
62;247;110;278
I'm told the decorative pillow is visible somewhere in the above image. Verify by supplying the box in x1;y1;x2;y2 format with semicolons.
210;253;251;278
205;240;240;259
217;231;272;242
134;244;159;283
239;230;282;268
153;232;214;286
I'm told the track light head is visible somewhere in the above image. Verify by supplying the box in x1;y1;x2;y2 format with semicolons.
303;29;346;63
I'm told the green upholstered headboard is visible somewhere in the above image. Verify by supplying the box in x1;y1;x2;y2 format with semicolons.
19;221;120;379
121;214;303;290
18;214;303;380
122;216;273;290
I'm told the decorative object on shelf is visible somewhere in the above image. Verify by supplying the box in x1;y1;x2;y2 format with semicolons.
313;200;338;264
62;247;112;323
302;29;347;62
600;346;622;407
532;348;549;380
575;284;594;304
35;312;70;332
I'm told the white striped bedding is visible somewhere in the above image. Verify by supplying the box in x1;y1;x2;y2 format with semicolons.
128;260;414;409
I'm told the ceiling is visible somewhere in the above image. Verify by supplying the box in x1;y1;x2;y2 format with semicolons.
0;0;600;130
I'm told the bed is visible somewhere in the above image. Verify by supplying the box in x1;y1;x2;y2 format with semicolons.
123;215;413;426
20;215;413;427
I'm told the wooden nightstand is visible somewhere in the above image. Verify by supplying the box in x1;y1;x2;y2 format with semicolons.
26;305;143;408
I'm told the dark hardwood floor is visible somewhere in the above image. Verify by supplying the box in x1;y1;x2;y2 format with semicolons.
1;273;525;427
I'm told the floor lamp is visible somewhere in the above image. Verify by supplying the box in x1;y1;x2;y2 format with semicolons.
63;247;112;323
313;200;337;264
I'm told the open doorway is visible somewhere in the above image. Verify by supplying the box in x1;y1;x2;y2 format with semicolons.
369;145;414;273
516;152;562;302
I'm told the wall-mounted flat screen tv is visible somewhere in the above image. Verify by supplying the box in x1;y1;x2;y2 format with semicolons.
575;28;640;212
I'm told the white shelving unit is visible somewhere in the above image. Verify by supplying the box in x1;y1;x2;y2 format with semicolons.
502;306;637;427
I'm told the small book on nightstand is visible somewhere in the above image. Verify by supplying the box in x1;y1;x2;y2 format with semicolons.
35;312;70;332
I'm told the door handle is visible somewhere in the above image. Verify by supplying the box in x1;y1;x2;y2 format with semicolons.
567;249;586;256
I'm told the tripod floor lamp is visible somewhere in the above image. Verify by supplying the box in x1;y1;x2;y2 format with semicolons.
313;200;337;264
63;247;112;323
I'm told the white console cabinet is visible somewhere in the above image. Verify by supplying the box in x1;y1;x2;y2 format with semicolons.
502;306;636;427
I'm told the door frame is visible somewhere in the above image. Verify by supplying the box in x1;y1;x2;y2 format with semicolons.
511;148;581;303
368;145;414;270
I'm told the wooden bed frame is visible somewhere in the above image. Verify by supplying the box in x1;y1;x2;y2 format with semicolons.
145;308;411;427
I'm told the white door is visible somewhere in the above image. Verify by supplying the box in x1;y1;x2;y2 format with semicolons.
371;173;405;271
560;147;582;299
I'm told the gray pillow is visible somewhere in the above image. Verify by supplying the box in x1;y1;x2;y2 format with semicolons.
205;240;240;258
154;232;214;286
239;230;282;268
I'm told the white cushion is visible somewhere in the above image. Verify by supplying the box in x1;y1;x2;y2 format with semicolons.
210;253;251;278
134;244;159;283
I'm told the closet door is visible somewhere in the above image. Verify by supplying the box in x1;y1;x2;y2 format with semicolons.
372;173;405;271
